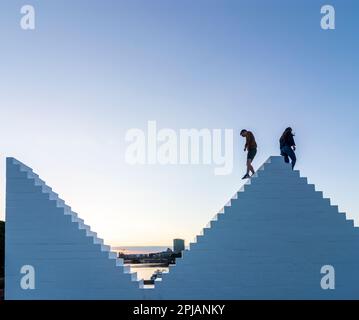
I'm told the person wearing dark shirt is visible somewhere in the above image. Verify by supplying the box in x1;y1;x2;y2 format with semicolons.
240;129;257;179
280;127;296;169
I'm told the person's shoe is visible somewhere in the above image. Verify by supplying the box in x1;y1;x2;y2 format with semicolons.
242;173;250;179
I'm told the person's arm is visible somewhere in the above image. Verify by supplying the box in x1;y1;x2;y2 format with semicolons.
290;135;296;150
244;135;250;151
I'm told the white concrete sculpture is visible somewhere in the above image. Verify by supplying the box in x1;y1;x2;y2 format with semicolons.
5;158;141;299
5;156;359;299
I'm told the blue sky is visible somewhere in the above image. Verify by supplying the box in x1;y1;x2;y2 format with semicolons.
0;0;358;246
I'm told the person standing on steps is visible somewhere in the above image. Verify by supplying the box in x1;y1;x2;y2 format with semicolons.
240;129;257;179
280;127;297;169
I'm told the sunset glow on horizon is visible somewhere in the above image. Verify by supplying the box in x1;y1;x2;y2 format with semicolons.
1;0;358;247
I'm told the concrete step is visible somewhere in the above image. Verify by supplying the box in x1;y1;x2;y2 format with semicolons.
78;222;91;231
116;258;124;266
101;244;111;252
93;236;104;245
108;251;117;259
250;177;308;185
85;229;97;237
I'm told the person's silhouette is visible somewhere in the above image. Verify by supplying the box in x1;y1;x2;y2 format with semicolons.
240;129;257;179
280;127;296;169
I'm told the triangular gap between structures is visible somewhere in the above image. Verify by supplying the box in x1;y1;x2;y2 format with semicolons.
6;156;272;291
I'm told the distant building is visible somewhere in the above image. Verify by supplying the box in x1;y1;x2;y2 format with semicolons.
173;239;185;254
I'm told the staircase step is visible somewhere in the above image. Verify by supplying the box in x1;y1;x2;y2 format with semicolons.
93;237;104;245
116;258;124;266
101;244;111;252
72;216;83;223
122;265;131;273
202;227;211;236
130;272;138;281
78;223;90;231
86;230;97;237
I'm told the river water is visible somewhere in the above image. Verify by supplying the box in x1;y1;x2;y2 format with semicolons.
128;263;169;280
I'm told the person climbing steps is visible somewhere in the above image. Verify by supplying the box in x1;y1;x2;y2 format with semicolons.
280;127;297;169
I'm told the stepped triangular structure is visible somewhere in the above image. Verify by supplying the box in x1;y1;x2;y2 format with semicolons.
152;157;359;299
5;158;142;299
5;156;359;299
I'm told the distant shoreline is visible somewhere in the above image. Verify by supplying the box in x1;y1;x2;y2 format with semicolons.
111;246;171;254
128;263;168;268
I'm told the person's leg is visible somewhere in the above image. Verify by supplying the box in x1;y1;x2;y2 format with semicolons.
283;154;289;163
287;148;297;169
247;159;255;175
242;149;256;179
247;148;256;175
281;147;289;163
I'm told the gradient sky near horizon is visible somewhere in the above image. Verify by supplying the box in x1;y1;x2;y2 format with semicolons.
0;0;358;246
